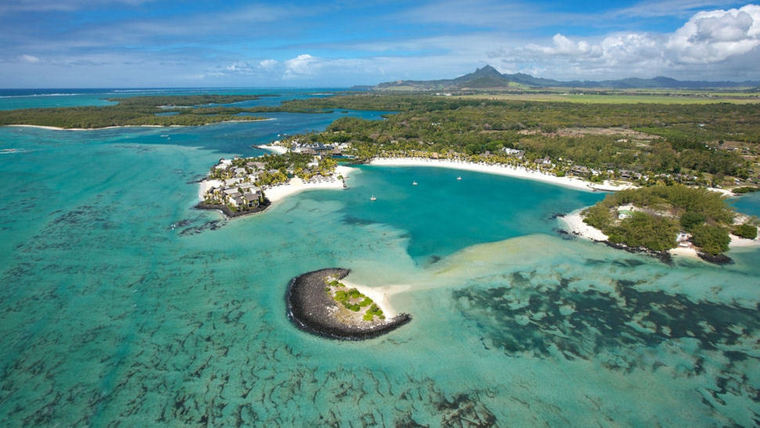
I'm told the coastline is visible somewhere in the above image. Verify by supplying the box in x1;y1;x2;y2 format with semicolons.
369;157;635;192
340;278;408;318
7;124;174;131
558;207;760;262
263;165;355;203
5;118;269;132
285;268;412;340
196;165;355;219
254;142;288;154
557;209;609;241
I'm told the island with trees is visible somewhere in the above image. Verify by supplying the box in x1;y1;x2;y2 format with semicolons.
562;184;759;263
0;94;268;129
285;268;411;340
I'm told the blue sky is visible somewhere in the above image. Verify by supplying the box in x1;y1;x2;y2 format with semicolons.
1;0;759;87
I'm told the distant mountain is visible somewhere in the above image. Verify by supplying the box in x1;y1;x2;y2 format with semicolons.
374;65;760;90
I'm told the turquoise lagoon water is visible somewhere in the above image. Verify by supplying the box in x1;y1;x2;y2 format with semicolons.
0;88;351;110
1;98;760;426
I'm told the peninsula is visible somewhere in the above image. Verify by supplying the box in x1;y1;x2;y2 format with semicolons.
285;268;411;340
560;184;759;263
197;152;350;217
0;94;268;129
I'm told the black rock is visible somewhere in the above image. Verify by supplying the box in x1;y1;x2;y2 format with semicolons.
195;198;271;218
286;268;412;341
697;252;734;265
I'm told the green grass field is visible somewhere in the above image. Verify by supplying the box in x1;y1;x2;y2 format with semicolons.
456;93;760;104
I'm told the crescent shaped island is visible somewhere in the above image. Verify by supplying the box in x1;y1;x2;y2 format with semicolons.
286;268;412;340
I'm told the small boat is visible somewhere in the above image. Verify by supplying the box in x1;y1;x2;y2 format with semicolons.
370;195;377;201
412;181;418;186
457;176;462;181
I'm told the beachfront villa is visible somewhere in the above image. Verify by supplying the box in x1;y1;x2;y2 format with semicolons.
200;152;343;215
676;232;692;247
209;184;263;209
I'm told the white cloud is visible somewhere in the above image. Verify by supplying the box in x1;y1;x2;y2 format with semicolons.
401;0;582;29
219;59;282;76
599;33;662;65
516;4;760;78
259;59;278;70
612;0;740;18
284;54;319;78
225;62;250;73
4;3;760;86
666;4;760;63
533;34;597;56
20;54;40;63
0;0;153;14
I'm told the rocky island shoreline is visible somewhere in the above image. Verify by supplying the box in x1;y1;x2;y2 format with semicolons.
286;268;412;340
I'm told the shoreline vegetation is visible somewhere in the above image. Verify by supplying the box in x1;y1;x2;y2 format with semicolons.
5;92;759;262
369;157;633;192
0;95;269;129
285;268;411;340
559;185;759;264
6;119;275;131
5;91;759;194
272;94;760;193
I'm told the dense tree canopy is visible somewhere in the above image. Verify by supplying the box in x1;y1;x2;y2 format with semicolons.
274;95;758;185
0;95;265;128
582;184;740;254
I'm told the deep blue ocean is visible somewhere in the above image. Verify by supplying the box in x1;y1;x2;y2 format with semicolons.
1;89;759;426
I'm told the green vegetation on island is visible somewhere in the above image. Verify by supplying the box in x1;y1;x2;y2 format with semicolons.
272;94;759;190
733;186;760;194
733;223;758;240
4;91;759;190
582;184;757;255
0;94;267;129
325;279;385;322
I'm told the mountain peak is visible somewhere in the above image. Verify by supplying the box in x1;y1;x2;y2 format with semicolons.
374;66;759;90
452;65;509;87
472;65;502;77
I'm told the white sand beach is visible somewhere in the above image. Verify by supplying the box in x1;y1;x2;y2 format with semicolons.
560;207;760;259
369;157;635;192
668;246;701;259
7;119;269;132
197;178;223;201
669;233;760;260
558;209;609;241
7;124;69;131
256;143;288;154
340;278;409;318
729;233;760;248
197;166;354;205
264;165;355;203
7;124;169;131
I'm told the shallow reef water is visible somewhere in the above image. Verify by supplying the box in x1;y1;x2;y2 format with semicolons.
1;95;759;426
